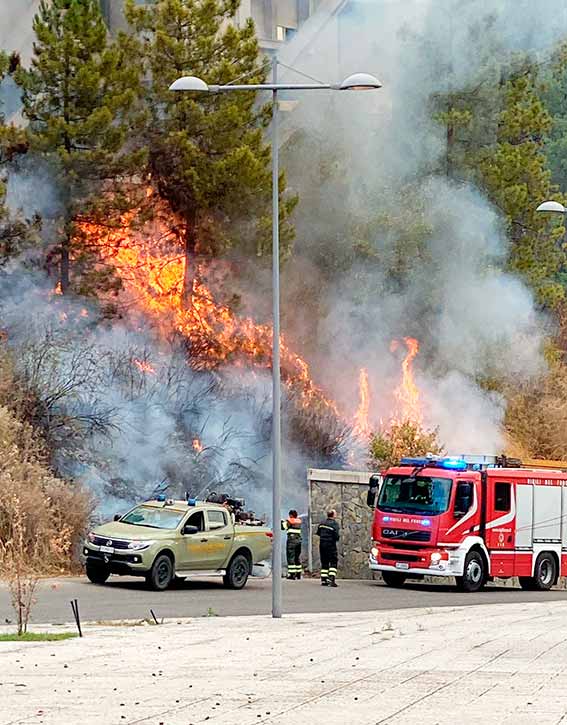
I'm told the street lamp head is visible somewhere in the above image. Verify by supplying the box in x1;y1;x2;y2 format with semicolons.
169;76;210;93
337;72;382;91
536;200;566;214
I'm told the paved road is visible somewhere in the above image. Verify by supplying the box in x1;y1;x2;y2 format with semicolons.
4;575;567;624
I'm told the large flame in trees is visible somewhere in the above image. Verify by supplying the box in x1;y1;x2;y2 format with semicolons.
78;193;340;418
353;368;371;438
390;337;422;425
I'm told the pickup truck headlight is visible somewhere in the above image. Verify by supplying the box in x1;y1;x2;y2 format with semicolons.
371;547;379;558
87;532;96;543
127;540;154;550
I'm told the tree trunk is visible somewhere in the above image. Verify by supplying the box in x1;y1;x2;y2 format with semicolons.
182;211;198;308
446;119;454;178
60;226;71;295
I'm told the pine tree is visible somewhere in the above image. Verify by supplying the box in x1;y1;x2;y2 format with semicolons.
125;0;297;305
477;65;566;308
542;42;567;191
0;52;38;264
16;0;145;297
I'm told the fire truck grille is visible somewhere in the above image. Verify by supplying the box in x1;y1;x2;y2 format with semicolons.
381;528;431;542
91;535;130;550
382;553;422;563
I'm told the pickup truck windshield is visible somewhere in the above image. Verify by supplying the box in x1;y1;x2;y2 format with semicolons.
378;475;452;515
121;506;185;530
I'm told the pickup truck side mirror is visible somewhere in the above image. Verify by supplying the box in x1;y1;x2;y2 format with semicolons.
114;514;122;522
182;524;199;535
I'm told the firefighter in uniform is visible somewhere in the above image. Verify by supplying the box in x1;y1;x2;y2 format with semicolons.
281;509;302;580
316;509;340;587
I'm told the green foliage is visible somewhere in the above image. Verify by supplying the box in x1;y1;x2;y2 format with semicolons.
16;0;145;297
125;0;297;303
369;420;444;469
476;69;566;308
542;42;567;191
0;52;38;263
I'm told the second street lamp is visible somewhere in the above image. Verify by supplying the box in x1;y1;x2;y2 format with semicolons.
536;200;567;246
170;60;382;619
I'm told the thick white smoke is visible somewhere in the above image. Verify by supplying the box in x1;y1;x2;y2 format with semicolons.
272;0;560;454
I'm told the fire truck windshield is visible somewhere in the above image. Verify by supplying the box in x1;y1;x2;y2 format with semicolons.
377;475;452;516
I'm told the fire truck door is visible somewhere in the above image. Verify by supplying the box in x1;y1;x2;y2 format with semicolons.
486;480;515;577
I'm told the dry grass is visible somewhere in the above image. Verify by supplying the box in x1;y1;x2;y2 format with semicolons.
505;362;567;460
0;352;93;576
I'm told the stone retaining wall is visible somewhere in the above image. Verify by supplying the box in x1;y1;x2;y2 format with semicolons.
307;469;375;579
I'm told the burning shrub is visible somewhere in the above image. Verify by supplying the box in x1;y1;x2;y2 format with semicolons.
284;387;352;461
369;420;444;469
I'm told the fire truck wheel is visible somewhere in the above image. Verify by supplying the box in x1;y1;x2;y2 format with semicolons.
532;553;557;591
381;572;407;587
456;551;486;592
86;562;110;585
146;553;174;591
223;553;250;589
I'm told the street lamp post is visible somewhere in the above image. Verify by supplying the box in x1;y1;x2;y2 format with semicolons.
170;60;382;619
536;200;567;246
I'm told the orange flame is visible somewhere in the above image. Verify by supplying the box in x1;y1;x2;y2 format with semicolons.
192;438;204;453
390;337;422;425
134;359;156;375
77;193;340;418
353;368;371;438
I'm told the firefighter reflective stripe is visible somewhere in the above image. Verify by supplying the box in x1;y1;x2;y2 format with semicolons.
319;525;335;531
287;564;302;572
320;569;329;579
287;529;301;535
329;568;337;576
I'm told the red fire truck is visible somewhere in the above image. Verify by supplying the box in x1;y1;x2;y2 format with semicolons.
367;454;567;592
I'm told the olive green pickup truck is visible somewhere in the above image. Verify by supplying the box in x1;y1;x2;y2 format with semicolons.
83;498;273;590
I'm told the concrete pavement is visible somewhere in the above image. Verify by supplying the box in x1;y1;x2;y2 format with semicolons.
4;600;567;724
4;575;567;623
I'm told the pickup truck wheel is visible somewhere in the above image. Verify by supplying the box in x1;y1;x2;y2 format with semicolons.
223;554;250;589
86;562;110;585
381;572;406;587
456;551;486;592
146;554;174;591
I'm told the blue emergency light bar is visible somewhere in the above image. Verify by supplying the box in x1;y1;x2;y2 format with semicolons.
399;456;468;471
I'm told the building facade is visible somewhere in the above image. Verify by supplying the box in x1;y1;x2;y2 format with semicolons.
99;0;324;51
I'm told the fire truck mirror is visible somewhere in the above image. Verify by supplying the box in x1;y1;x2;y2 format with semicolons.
454;482;473;518
367;475;380;508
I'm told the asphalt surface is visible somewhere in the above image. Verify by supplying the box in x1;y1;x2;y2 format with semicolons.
4;575;567;624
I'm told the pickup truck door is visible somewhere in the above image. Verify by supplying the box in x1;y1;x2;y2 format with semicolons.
204;508;234;568
178;510;210;570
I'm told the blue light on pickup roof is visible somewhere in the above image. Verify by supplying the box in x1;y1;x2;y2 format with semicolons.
421;519;432;526
187;498;197;506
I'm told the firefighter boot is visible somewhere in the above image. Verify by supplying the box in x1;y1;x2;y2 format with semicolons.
329;575;338;588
